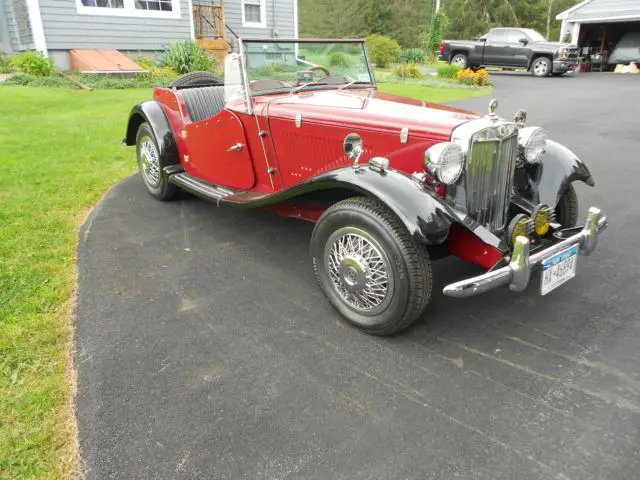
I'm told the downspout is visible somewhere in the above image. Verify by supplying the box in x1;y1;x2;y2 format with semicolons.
25;0;47;56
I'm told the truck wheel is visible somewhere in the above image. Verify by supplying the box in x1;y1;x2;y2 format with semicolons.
531;57;552;77
451;53;468;69
169;71;223;88
136;122;178;201
311;197;432;336
555;184;579;228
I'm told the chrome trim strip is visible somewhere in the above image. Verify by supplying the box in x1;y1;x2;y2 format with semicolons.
443;207;608;297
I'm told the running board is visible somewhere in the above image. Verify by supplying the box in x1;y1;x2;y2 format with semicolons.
168;172;235;203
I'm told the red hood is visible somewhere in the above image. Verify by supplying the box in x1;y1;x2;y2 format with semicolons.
260;88;478;140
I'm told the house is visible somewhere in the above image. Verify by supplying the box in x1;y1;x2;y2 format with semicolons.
556;0;640;56
0;0;299;69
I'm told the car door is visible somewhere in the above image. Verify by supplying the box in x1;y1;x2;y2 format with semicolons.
185;110;256;190
482;29;511;66
506;29;532;67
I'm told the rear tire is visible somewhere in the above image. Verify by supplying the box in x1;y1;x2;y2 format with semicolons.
530;57;552;77
169;71;223;89
451;53;468;69
311;197;432;336
136;122;178;201
555;184;579;228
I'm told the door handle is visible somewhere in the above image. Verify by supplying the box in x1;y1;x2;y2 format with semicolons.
226;143;244;152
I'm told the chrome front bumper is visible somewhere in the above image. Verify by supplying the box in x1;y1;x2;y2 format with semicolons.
443;207;608;298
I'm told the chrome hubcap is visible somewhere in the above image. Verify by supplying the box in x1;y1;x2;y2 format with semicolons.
139;137;161;187
453;57;465;66
534;60;548;75
326;228;393;313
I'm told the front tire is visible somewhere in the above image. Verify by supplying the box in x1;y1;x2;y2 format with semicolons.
136;122;178;201
311;197;432;336
555;184;579;228
531;57;552;77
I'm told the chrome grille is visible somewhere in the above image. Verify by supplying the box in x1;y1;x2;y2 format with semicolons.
465;131;518;231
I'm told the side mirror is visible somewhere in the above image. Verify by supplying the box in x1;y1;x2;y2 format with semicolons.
519;38;529;45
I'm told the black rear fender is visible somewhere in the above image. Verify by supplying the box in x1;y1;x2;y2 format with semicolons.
124;101;180;167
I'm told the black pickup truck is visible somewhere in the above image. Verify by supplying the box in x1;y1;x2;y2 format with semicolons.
441;27;579;77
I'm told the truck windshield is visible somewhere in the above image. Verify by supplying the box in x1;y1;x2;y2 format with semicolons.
241;40;374;95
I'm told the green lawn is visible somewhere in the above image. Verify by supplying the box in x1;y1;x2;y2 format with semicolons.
0;81;485;478
0;87;147;478
378;82;490;103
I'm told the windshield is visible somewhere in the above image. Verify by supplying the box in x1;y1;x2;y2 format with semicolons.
522;29;546;42
241;40;374;95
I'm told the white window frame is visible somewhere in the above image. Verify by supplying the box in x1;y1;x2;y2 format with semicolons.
241;0;266;28
76;0;181;19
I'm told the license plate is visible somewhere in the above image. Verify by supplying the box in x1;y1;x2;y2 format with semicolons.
541;245;579;296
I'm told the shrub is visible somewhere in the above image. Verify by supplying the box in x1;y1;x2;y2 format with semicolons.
397;48;427;64
162;40;216;74
10;51;55;76
437;63;461;79
3;74;73;88
391;62;422;79
366;34;402;68
0;54;14;73
455;68;491;86
129;55;158;70
328;51;349;67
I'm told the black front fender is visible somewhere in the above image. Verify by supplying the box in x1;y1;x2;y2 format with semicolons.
517;140;594;207
124;101;180;166
276;167;459;245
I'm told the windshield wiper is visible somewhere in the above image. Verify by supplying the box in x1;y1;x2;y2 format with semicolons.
291;81;329;94
338;80;372;90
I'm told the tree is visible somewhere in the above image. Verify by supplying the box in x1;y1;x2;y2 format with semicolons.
364;0;393;35
426;9;447;56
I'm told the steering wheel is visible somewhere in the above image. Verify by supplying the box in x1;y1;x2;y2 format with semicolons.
306;65;331;78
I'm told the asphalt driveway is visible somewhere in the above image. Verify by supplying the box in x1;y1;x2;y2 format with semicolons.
76;73;640;479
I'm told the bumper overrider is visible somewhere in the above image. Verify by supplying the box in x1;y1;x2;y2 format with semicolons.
443;207;608;297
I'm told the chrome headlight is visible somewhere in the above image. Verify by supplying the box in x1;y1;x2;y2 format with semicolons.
557;47;569;60
518;127;547;164
424;142;465;185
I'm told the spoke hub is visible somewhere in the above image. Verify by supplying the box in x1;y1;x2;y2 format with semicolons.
325;228;393;313
339;255;369;293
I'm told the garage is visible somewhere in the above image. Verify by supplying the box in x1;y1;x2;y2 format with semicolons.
557;0;640;72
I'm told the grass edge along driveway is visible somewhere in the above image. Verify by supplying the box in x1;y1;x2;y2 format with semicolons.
0;82;488;479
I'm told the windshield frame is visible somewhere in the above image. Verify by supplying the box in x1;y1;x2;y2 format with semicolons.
237;38;376;114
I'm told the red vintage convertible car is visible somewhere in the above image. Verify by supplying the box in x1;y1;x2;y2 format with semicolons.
124;38;607;335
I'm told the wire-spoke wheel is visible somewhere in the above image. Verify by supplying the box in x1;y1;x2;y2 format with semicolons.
531;57;551;77
311;197;432;336
136;122;178;201
139;137;161;188
326;227;394;315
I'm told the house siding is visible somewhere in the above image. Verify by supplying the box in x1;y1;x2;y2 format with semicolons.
0;4;10;52
4;0;34;51
38;0;192;51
